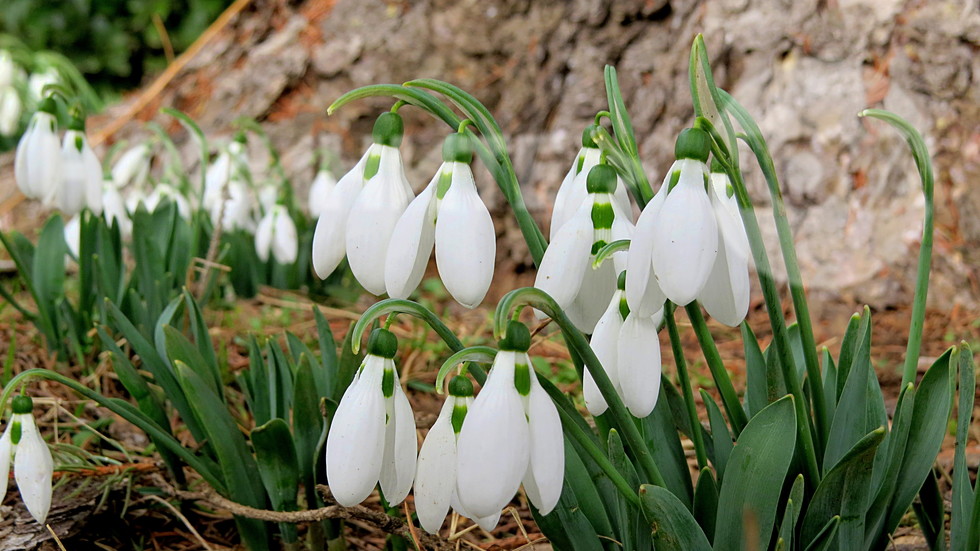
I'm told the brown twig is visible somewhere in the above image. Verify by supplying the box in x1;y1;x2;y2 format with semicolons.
163;481;454;550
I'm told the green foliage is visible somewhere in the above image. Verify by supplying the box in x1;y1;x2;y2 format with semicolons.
0;0;231;93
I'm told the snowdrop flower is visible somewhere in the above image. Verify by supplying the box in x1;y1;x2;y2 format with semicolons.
219;178;258;232
584;272;664;417
14;96;61;202
64;214;81;260
698;168;751;326
28;69;59;102
145;183;191;219
385;133;495;308
102;178;132;238
456;322;564;521
0;86;21;136
111;143;151;189
0;396;54;525
325;328;417;506
203;135;248;210
57;115;103;216
312;112;413;293
535;164;633;333
550;125;631;239
0;51;15;89
414;376;502;533
627;128;717;311
308;167;337;218
254;204;298;264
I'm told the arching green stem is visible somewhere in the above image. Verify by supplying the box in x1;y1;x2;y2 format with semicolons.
858;109;935;389
435;346;497;394
592;239;630;269
495;287;666;487
350;299;464;355
664;304;708;469
0;369;226;493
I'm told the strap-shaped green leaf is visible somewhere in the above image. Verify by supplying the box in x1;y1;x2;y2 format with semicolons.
803;516;840;551
778;475;805;549
252;418;301;544
32;215;68;351
713;396;796;551
951;345;977;550
693;468;719;543
802;428;885;548
741;323;768;418
175;360;270;549
824;308;873;470
530;447;604;551
640;484;711;551
701;390;732;483
640;382;695;508
313;307;339;398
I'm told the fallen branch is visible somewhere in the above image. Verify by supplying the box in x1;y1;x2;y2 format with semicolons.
163;480;454;550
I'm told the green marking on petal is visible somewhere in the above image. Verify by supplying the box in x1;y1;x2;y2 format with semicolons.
667;170;681;193
451;403;468;434
363;153;382;180
591;202;614;230
382;367;395;398
514;362;531;396
436;166;453;199
11;420;21;445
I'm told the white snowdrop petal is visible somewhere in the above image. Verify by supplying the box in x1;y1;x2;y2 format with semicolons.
550;147;594;240
14;120;34;198
111;144;151;189
254;212;274;262
475;511;502;533
625;187;667;316
534;201;594;312
584;292;625;415
456;351;530;519
13;414;53;524
64;215;81;260
650;160;718;305
311;151;371;279
564;257;616;334
379;372;417;506
0;424;12;500
32;118;63;208
308;170;337;217
617;313;662;418
385;180;437;300
524;373;564;514
414;400;458;534
325;356;387;506
699;233;750;327
435;164;495;308
272;207;299;264
346;146;412;295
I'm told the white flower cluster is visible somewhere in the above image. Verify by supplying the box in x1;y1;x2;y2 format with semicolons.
0;396;54;525
538;126;751;418
326;323;563;534
0;52;64;138
311;113;496;308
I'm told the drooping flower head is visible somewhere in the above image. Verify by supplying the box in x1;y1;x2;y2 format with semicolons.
325;328;417;507
536;163;633;333
414;375;500;533
111;142;152;189
627;127;717;312
550;124;632;239
57;112;103;216
698;163;751;327
14;96;61;202
385;132;495;308
308;167;337;218
455;322;564;522
312;111;414;293
0;395;54;525
254;204;298;264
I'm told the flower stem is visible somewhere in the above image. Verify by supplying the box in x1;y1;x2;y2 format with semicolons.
719;92;830;452
664;304;708;469
683;304;748;436
858;109;935;389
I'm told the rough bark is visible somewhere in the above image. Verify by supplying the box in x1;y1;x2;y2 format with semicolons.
3;0;978;310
